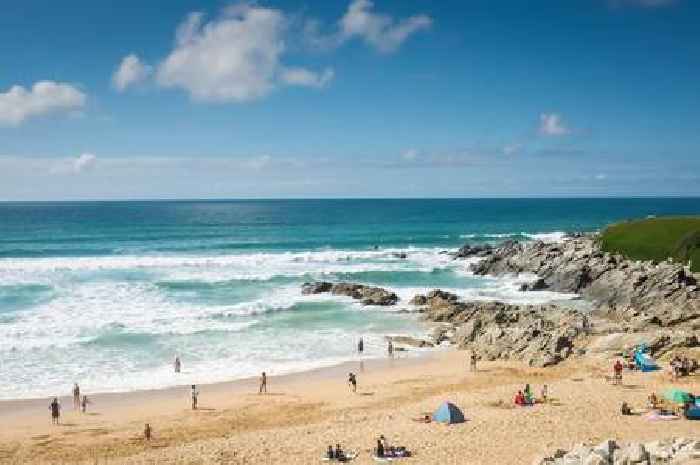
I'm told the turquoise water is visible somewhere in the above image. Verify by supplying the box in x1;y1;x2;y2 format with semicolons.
0;198;697;399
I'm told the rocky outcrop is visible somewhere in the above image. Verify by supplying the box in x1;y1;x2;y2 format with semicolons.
468;237;700;328
453;243;494;259
534;438;700;465
415;291;589;367
301;281;398;306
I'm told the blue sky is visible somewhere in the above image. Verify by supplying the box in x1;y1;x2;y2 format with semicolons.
1;0;699;199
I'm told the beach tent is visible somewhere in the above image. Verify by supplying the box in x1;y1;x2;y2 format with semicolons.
633;345;659;372
664;388;693;405
432;401;465;424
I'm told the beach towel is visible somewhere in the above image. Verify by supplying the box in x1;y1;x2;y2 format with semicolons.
644;411;679;421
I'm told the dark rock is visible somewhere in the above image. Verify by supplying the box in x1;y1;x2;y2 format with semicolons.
301;281;332;295
301;281;398;306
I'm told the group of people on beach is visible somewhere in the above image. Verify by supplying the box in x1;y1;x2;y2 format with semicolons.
670;355;698;379
357;336;394;358
514;383;547;406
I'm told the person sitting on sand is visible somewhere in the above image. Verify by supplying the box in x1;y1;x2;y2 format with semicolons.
144;423;152;441
648;392;660;410
348;373;357;393
376;439;385;458
327;445;334;459
259;371;267;394
514;390;526;406
620;401;632;416
49;397;61;425
335;444;345;461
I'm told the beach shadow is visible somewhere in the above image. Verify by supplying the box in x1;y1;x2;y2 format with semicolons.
195;407;216;411
85;412;101;416
359;392;375;396
59;422;77;427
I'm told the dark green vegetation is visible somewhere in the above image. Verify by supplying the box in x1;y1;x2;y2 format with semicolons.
600;216;700;272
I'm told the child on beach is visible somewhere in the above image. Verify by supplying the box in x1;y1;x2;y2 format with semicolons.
81;395;90;413
191;385;198;410
49;397;61;424
613;360;624;384
348;373;357;393
259;372;267;394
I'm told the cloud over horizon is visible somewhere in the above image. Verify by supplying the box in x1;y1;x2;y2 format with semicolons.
0;81;86;126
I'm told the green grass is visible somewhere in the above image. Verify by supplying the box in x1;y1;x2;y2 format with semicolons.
599;216;700;272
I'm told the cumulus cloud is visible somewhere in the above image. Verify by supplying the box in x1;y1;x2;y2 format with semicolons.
280;67;335;88
339;0;432;53
0;81;86;126
538;113;571;136
306;0;432;53
50;153;98;175
112;54;152;91
156;5;332;102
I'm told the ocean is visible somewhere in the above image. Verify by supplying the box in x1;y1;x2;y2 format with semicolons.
0;198;698;400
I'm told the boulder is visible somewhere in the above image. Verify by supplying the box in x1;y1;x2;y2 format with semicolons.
301;281;333;295
301;282;398;306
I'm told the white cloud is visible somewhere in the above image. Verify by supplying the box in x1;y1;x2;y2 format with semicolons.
538;113;571;136
281;67;335;88
49;153;98;175
112;54;152;91
0;81;86;126
244;155;273;170
595;173;608;180
156;5;331;102
339;0;432;53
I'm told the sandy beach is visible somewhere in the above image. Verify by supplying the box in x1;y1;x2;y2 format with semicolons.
1;349;698;465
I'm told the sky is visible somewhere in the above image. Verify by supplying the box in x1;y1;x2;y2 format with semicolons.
1;0;699;200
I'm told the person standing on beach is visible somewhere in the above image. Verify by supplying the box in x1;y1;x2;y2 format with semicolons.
191;385;198;410
144;423;152;441
49;397;61;425
387;340;394;358
259;372;267;394
348;372;357;393
81;395;90;413
174;356;181;373
357;337;364;355
72;383;80;410
469;352;477;372
541;384;548;404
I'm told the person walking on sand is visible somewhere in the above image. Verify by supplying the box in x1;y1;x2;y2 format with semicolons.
357;337;364;355
469;352;477;372
348;372;357;393
49;397;61;425
174;356;181;373
144;423;152;441
72;383;80;410
190;384;198;410
259;371;267;394
541;384;549;404
613;359;624;385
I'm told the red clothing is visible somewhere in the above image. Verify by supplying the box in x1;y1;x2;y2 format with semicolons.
514;392;526;406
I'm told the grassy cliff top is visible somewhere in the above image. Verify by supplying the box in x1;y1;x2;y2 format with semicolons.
599;216;700;272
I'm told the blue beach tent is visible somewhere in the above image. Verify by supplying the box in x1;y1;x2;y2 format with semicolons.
432;401;465;424
634;344;659;372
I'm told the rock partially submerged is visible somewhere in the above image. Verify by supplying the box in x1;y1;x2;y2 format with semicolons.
467;236;700;328
301;281;399;306
414;290;589;367
534;438;700;465
387;335;434;348
453;243;494;259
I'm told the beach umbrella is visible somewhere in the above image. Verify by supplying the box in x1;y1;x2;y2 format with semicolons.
664;388;693;404
432;401;465;424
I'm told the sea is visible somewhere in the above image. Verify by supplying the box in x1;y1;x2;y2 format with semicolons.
0;198;698;400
